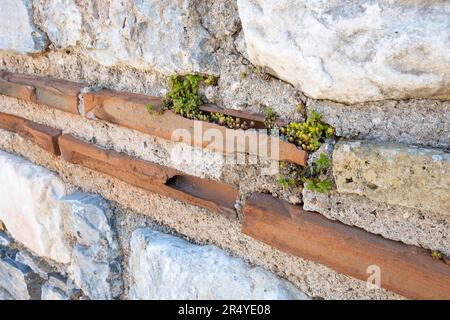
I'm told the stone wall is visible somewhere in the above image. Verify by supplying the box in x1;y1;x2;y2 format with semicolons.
0;0;449;300
0;150;308;300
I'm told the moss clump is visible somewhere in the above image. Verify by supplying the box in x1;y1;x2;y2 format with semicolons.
280;111;334;152
302;153;332;193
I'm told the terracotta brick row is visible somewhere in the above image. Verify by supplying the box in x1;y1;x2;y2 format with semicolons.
0;112;61;155
0;72;308;165
58;134;238;217
242;193;450;300
84;89;308;166
0;72;85;114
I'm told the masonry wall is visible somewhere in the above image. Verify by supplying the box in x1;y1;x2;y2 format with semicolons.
0;0;449;300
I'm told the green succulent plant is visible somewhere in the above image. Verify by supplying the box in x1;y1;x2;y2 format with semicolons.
280;111;334;152
302;153;332;193
431;250;443;260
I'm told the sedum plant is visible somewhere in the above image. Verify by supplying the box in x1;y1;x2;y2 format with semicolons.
280;111;334;152
302;153;332;193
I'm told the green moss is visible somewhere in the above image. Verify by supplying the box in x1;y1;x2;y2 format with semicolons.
315;153;331;172
280;111;334;152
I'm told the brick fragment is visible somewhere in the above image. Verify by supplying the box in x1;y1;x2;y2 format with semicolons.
59;134;238;217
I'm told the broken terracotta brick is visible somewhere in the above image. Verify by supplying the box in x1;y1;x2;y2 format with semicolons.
0;72;85;114
58;134;238;217
242;192;450;300
84;90;308;166
0;112;61;155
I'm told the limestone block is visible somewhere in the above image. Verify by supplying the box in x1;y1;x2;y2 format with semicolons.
237;0;450;103
129;229;307;300
333;140;450;214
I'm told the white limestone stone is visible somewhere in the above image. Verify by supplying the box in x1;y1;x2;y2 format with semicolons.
129;229;308;300
0;150;71;263
237;0;450;103
0;0;48;53
33;0;217;74
0;151;121;299
63;193;121;300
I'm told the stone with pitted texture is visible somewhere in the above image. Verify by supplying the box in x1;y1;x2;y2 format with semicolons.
237;0;450;103
0;151;121;299
129;229;308;300
33;0;217;75
333;140;450;215
0;0;48;53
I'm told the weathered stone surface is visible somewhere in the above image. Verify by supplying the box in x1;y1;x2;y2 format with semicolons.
0;254;42;300
41;275;81;300
243;193;450;300
0;0;48;53
237;0;450;103
0;288;13;300
15;250;56;280
308;99;450;149
333;140;450;215
0;232;12;247
303;190;450;256
129;229;307;300
33;0;217;74
0;150;71;263
0;151;121;299
41;281;69;300
62;193;122;300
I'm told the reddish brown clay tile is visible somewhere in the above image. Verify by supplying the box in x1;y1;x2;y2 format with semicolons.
444;256;450;266
0;71;36;101
165;174;238;218
0;112;61;155
58;134;238;217
0;72;85;114
242;192;450;300
84;90;308;166
83;89;163;114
